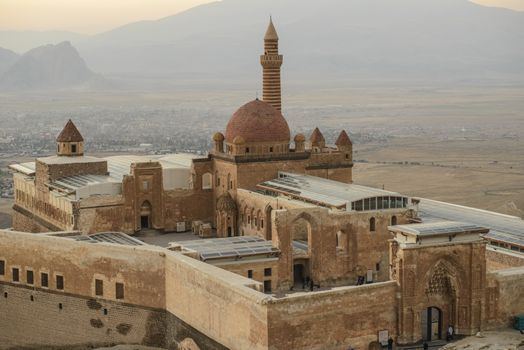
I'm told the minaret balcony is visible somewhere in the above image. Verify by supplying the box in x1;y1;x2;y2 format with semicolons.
260;55;283;67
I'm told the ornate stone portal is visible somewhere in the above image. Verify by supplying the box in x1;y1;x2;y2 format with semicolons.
390;222;488;344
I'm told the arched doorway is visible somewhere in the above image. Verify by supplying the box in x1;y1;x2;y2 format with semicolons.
421;307;442;341
291;216;312;286
140;201;152;229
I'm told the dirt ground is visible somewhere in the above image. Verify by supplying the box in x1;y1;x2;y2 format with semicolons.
440;329;524;350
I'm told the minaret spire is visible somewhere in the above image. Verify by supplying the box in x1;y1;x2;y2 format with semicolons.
260;17;283;111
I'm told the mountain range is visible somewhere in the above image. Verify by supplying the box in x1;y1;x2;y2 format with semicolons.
0;41;98;90
1;0;523;85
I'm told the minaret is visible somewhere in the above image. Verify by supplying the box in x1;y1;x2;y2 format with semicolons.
260;17;283;111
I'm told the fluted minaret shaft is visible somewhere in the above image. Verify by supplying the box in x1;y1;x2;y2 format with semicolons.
260;18;283;111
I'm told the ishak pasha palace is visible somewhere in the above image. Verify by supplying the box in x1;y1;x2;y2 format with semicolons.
2;19;524;350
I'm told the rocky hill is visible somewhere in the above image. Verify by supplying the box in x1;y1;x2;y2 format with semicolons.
0;41;97;90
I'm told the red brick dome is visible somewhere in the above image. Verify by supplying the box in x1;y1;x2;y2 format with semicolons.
225;99;290;143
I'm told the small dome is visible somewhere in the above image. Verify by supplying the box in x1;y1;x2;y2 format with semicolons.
213;132;225;142
294;133;306;142
335;130;352;146
225;100;290;143
310;127;325;144
233;136;245;145
57;119;83;142
216;192;237;213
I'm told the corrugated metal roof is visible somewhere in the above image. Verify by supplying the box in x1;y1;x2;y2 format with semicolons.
258;172;407;209
68;232;145;246
178;236;279;260
418;198;524;247
390;221;488;236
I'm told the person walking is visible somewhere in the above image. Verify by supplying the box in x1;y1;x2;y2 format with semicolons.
387;337;394;350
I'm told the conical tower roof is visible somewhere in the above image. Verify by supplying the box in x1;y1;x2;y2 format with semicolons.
335;130;352;146
264;17;279;41
56;119;84;142
310;127;325;144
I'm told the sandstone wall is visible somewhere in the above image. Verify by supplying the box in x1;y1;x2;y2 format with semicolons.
485;266;524;330
486;247;524;271
267;281;398;350
0;283;164;349
164;252;268;350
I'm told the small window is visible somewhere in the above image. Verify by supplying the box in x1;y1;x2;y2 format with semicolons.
27;270;34;285
95;279;103;296
71;144;77;153
41;272;49;287
345;153;349;159
30;295;34;301
142;180;149;191
4;292;7;298
269;147;273;153
391;216;397;226
0;260;4;275
12;268;19;282
59;303;63;310
261;219;264;229
376;263;380;271
264;268;272;277
56;275;64;290
370;217;376;232
247;270;253;279
116;282;124;299
264;280;272;293
246;147;250;153
103;308;108;315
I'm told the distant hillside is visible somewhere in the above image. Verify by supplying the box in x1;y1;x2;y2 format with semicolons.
0;41;98;90
74;0;524;83
0;47;19;75
0;31;86;54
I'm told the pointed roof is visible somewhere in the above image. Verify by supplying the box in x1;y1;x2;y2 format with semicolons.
335;130;352;146
56;119;84;142
310;127;325;144
264;17;279;41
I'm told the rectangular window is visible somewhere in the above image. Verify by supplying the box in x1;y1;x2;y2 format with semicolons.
12;268;19;282
264;268;272;277
71;144;77;153
142;180;149;190
0;260;4;275
264;280;272;293
56;275;64;290
376;263;380;271
41;272;49;287
27;270;34;285
116;282;124;299
95;279;103;296
247;270;253;278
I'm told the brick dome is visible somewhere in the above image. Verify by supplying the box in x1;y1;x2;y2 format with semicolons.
225;100;290;143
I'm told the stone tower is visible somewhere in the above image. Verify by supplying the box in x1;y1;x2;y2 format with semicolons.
260;17;283;111
56;119;84;156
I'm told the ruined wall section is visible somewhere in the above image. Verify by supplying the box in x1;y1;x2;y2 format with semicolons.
485;266;524;330
267;282;398;350
272;207;411;289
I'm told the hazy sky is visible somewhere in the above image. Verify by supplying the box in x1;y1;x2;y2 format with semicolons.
0;0;522;34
